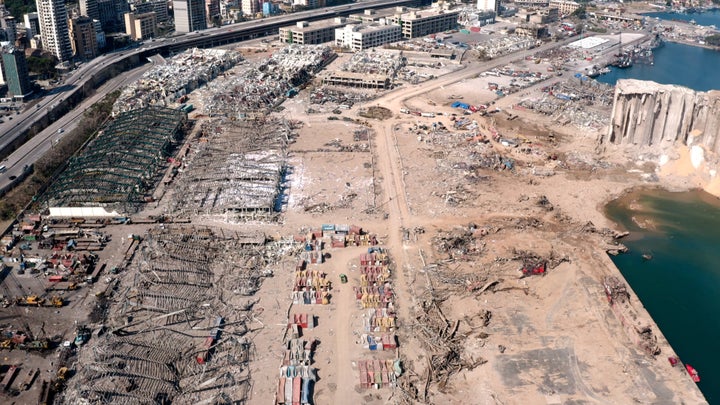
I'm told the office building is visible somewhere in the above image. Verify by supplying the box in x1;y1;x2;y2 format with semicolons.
206;0;220;25
1;16;17;44
477;0;500;14
388;9;460;39
24;12;41;38
279;18;350;45
549;0;580;16
335;22;401;50
2;46;33;99
173;0;207;32
36;0;73;62
94;19;106;48
79;0;100;20
125;11;157;40
241;0;259;16
69;16;98;59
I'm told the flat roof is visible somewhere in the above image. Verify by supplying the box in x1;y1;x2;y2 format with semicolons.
567;36;609;49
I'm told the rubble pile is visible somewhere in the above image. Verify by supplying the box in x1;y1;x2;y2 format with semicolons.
113;48;242;114
517;79;615;129
475;36;536;59
62;226;280;404
171;117;298;221
340;50;405;77
203;45;335;116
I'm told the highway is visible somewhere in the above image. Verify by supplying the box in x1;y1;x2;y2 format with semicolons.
0;62;153;193
0;0;414;163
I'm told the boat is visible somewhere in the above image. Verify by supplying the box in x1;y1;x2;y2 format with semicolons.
685;364;700;383
586;67;600;78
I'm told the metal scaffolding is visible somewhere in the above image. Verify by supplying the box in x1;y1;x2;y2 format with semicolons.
61;226;284;405
42;107;188;213
171;117;297;221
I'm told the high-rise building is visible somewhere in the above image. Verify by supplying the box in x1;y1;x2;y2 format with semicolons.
93;19;106;49
79;0;100;20
1;16;17;44
36;0;73;62
477;0;500;14
151;0;169;22
1;46;33;99
96;0;128;31
69;16;98;59
24;12;41;38
241;0;259;16
173;0;207;33
206;0;220;26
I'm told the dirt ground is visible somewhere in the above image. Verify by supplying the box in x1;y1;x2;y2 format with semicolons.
0;34;709;405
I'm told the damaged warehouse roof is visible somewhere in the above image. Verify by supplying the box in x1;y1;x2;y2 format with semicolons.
42;107;188;212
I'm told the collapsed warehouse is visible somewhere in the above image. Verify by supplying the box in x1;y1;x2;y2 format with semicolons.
61;226;287;404
170;117;299;221
42;107;189;214
202;45;336;117
113;48;243;114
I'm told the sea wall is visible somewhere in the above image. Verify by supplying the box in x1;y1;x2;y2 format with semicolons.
603;79;720;153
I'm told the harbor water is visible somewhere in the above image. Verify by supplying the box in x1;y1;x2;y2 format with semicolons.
598;13;720;400
605;189;720;403
596;41;720;91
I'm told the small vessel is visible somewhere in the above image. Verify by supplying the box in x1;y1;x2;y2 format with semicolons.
685;364;700;383
642;253;652;261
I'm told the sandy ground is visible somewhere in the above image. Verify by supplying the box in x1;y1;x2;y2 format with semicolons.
0;31;710;404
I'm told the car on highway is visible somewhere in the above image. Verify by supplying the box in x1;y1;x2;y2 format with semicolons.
58;128;64;133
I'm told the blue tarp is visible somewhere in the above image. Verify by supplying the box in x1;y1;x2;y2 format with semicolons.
451;101;470;109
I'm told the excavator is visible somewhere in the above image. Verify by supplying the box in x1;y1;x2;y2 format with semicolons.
15;295;45;307
15;295;64;307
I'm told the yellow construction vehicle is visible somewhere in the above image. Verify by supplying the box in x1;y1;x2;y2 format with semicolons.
16;296;45;307
56;367;68;380
0;339;13;350
46;296;64;308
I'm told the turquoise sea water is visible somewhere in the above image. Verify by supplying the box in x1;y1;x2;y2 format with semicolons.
605;189;720;402
643;8;720;27
596;41;720;91
599;11;720;402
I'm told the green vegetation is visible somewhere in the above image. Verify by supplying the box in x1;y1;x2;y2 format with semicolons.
572;5;587;19
0;90;120;220
4;0;35;19
706;34;720;47
27;56;58;79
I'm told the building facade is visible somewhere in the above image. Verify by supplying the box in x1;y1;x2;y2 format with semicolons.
1;16;17;44
93;19;106;49
24;12;41;38
388;9;460;39
335;22;401;50
477;0;500;14
36;0;73;62
241;0;259;16
79;0;100;20
173;0;207;33
2;46;33;99
124;11;157;40
69;16;98;59
279;18;349;45
549;0;580;16
206;0;220;25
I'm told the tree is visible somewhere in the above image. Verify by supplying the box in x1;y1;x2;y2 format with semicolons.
572;5;587;20
706;34;720;47
27;56;58;79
